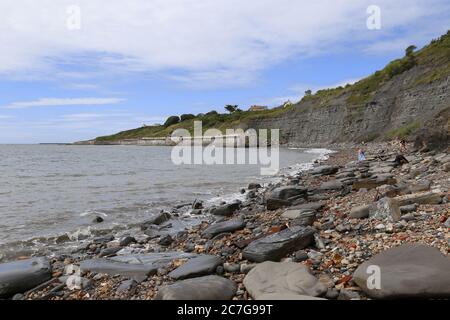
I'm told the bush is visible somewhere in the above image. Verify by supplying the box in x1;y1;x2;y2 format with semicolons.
164;116;180;127
180;114;195;122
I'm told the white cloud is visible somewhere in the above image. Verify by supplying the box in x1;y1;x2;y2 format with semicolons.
0;115;14;119
0;0;448;87
2;98;125;109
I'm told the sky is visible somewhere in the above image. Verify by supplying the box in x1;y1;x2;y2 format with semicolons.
0;0;449;143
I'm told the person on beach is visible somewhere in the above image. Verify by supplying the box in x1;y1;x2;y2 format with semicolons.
358;148;366;161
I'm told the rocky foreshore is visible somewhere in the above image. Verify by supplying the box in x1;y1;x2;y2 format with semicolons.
1;142;449;300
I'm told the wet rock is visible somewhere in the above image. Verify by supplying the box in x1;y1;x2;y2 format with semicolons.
192;199;203;209
158;235;173;246
269;186;307;200
155;275;237;300
243;261;327;299
81;252;197;282
168;255;222;280
242;226;315;262
310;165;339;176
0;257;52;298
190;209;202;215
369;197;401;222
210;202;240;217
92;216;104;223
353;244;450;299
141;211;171;229
349;205;370;219
202;218;245;238
248;183;262;190
99;247;122;257
93;235;114;244
266;198;291;210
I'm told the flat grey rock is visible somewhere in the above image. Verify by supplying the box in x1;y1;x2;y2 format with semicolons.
242;226;315;262
395;192;443;206
0;257;52;298
349;205;370;219
202;218;245;238
310;165;339;176
284;210;316;227
155;275;237;300
210;202;240;216
81;252;197;282
141;211;171;229
243;261;327;299
269;186;307;200
266;198;291;210
168;255;222;280
353;244;450;299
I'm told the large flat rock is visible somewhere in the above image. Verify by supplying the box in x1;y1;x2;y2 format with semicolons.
202;218;245;238
353;244;450;299
168;255;222;280
0;257;52;298
242;226;315;262
269;186;307;201
394;192;443;206
310;165;339;176
243;261;327;299
155;275;237;300
80;252;197;282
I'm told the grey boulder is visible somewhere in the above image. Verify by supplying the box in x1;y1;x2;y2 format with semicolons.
353;244;450;299
242;226;315;262
202;218;245;238
310;165;339;176
349;205;370;219
369;197;401;222
0;257;52;298
243;261;327;299
210;202;240;216
168;255;222;280
155;275;237;300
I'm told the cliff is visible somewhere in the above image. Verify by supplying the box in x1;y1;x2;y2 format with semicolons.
91;31;450;147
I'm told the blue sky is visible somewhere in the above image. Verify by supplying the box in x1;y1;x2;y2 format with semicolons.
0;0;449;143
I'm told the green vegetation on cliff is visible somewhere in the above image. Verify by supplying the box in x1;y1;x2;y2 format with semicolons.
95;31;450;142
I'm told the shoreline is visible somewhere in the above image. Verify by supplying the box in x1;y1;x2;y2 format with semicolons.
0;142;448;300
0;147;331;264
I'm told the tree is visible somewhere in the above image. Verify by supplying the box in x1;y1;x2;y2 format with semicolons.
225;105;238;113
304;89;312;96
164;115;180;127
405;45;417;57
180;114;195;122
